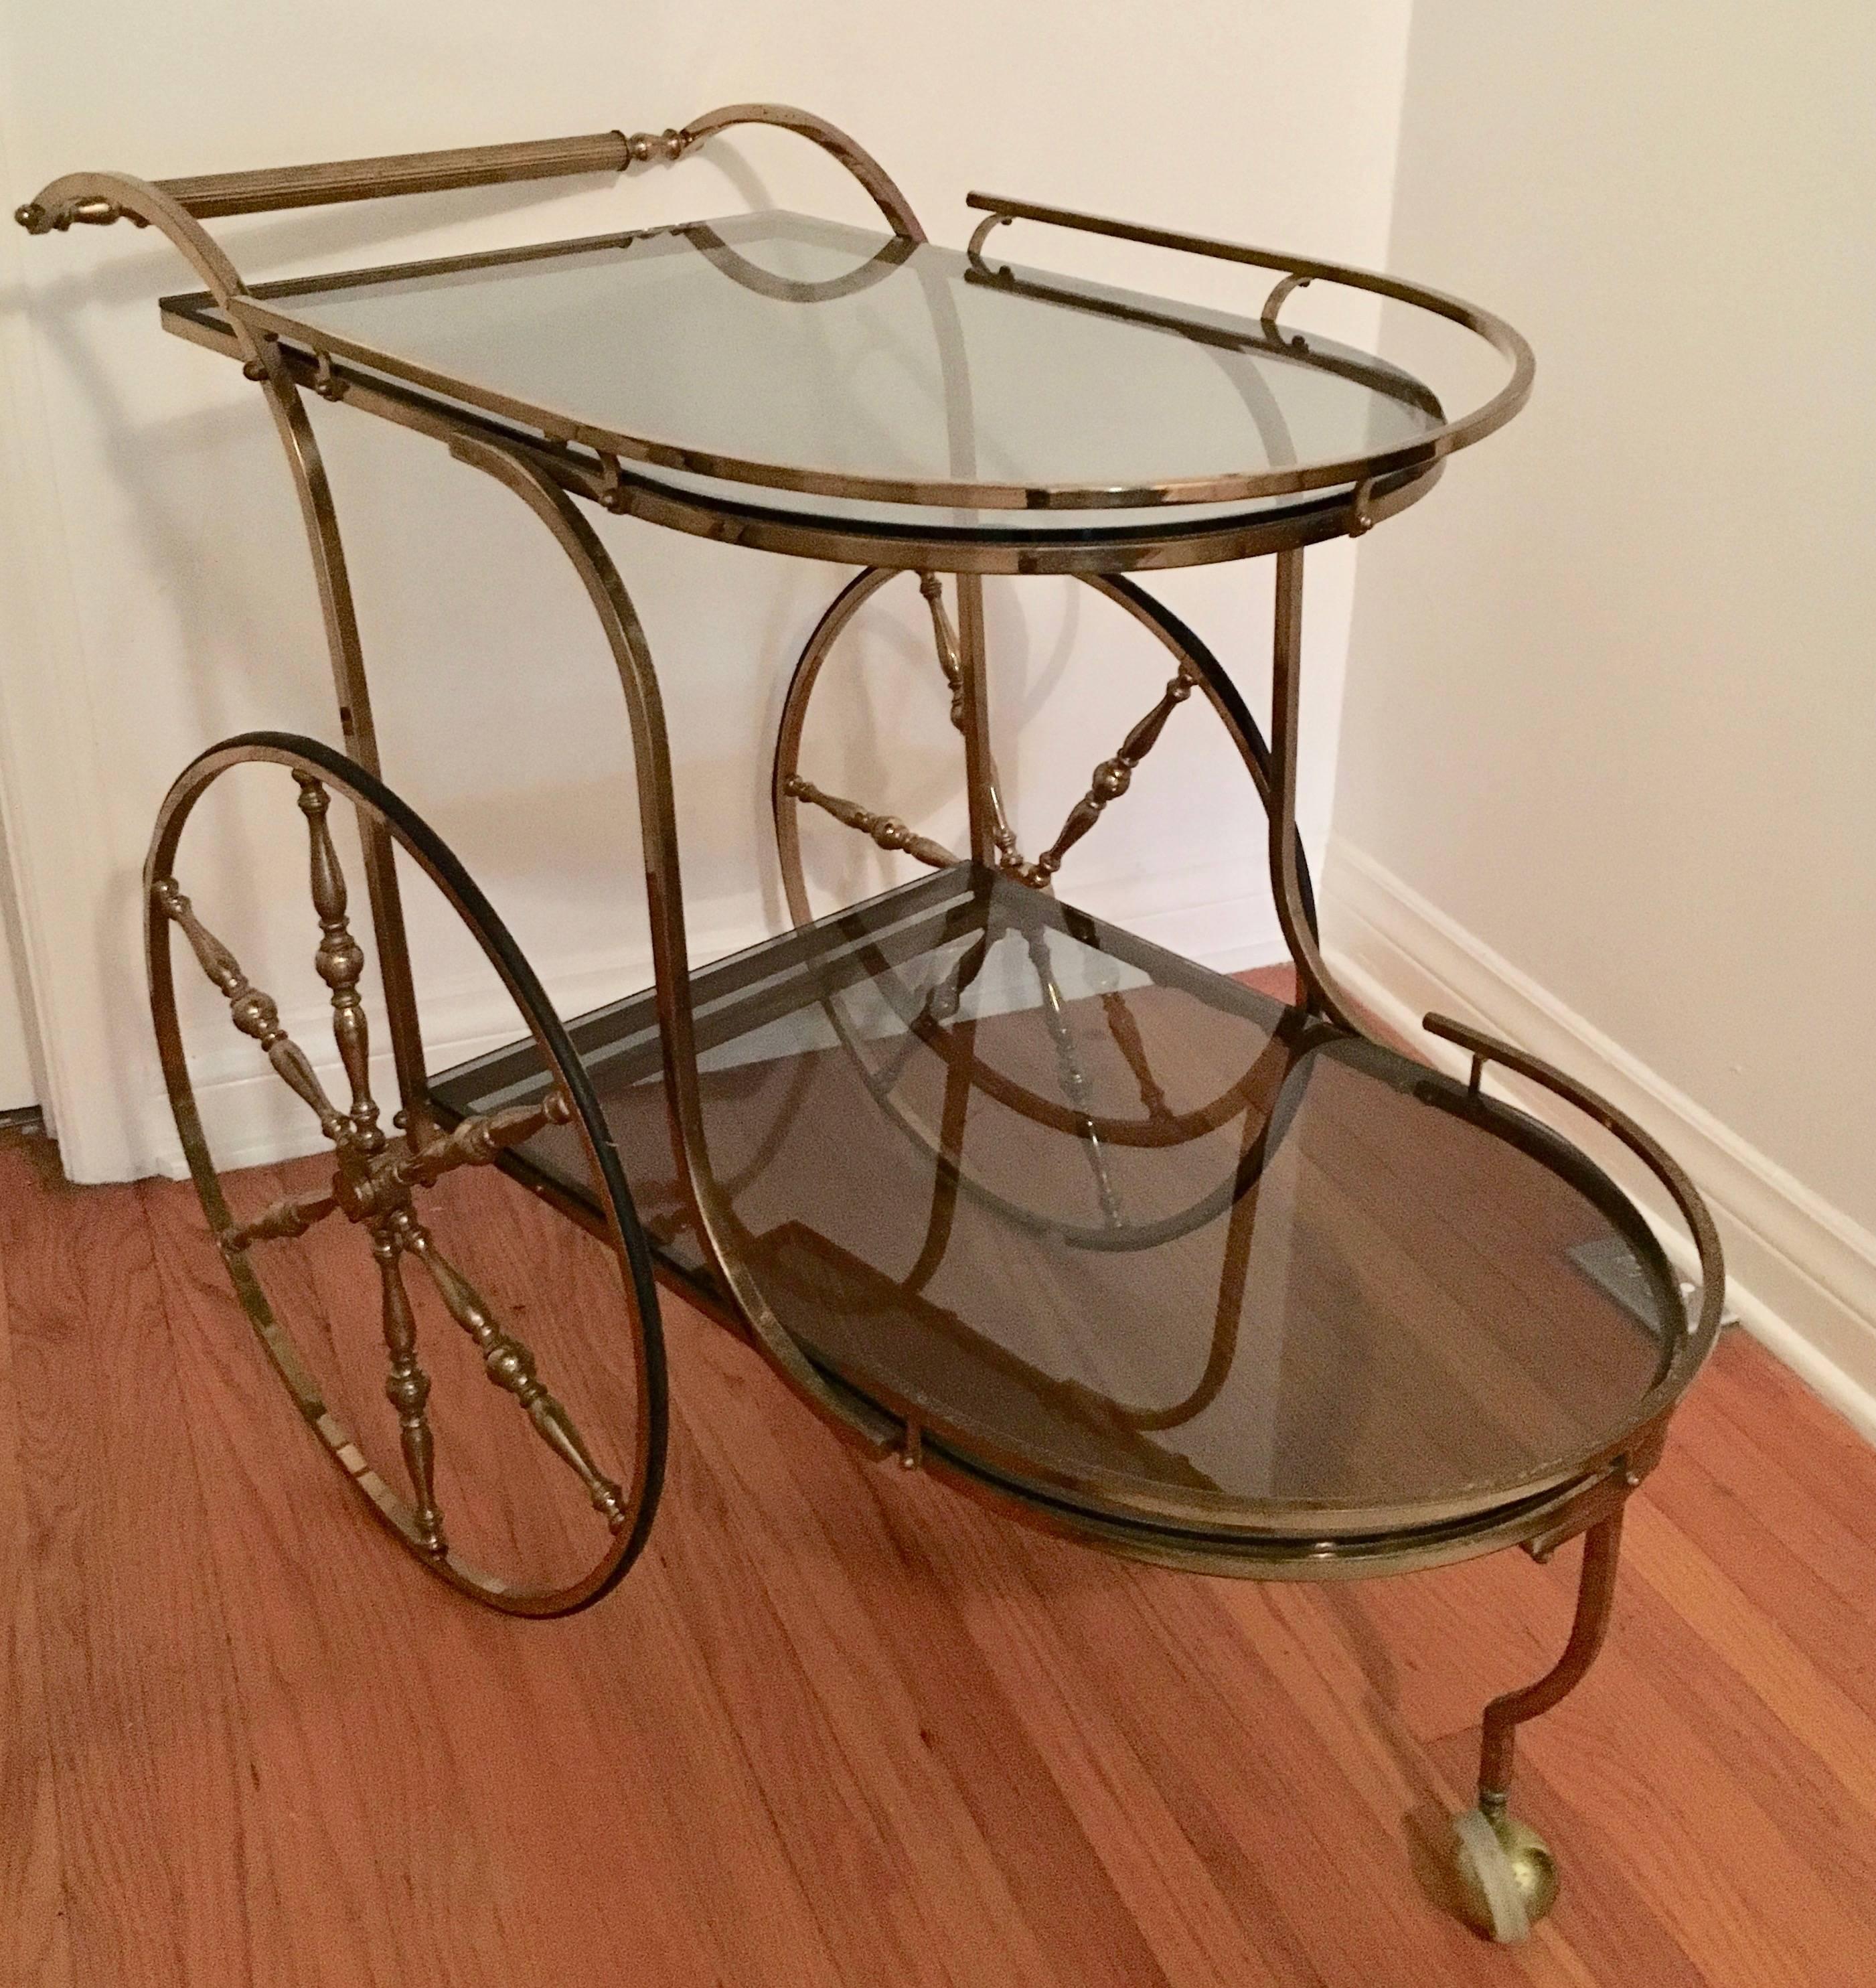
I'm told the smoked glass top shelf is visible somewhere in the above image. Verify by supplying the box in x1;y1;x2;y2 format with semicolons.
162;211;1447;545
431;865;1683;1554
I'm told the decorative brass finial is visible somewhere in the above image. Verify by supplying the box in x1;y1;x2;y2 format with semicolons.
624;128;688;167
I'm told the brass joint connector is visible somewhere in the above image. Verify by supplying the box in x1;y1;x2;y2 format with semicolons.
623;128;688;167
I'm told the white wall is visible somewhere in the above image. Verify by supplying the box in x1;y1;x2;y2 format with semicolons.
0;0;1413;1182
1330;3;1876;1432
0;820;38;1109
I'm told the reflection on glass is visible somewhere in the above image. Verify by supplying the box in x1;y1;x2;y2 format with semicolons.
435;868;1678;1539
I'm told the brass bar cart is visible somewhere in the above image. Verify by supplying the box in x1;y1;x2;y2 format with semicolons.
19;105;1723;1944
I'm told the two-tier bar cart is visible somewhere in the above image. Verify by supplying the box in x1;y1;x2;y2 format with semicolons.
18;104;1723;1942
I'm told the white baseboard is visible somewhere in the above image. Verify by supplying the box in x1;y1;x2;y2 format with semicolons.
1326;836;1876;1446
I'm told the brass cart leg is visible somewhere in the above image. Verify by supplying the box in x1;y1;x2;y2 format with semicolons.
1450;1509;1626;1941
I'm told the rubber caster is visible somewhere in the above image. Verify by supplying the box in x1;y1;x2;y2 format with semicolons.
1450;1804;1557;1942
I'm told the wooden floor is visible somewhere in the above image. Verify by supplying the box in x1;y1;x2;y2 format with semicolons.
3;1099;1875;1985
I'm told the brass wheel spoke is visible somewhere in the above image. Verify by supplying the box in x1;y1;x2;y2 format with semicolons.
783;774;957;871
398;1217;629;1532
223;1182;339;1252
919;572;1020;870
398;1088;574;1190
919;570;967;731
373;1229;446;1555
296;774;382;1152
1022;663;1198;888
153;878;347;1143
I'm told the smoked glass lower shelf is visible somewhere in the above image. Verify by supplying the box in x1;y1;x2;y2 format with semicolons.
430;864;1678;1546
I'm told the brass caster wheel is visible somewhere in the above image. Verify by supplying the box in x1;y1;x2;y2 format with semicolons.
146;731;666;1616
1450;1804;1558;1943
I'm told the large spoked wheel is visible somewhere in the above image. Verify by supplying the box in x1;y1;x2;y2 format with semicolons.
146;731;666;1616
771;568;1322;1239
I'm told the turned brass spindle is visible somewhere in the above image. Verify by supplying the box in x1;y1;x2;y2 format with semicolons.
295;775;381;1152
154;878;347;1143
398;1218;628;1531
1022;666;1198;888
783;774;957;872
918;573;1020;871
373;1231;445;1555
1100;990;1175;1124
223;1182;339;1253
919;571;967;731
399;1089;573;1189
1022;925;1121;1228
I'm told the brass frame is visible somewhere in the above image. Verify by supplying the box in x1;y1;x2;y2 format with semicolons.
21;102;1720;1938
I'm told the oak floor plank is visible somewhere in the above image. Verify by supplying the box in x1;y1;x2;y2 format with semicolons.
674;1353;1182;1988
667;1338;1085;1987
1612;1500;1876;1930
0;1142;277;1988
885;1493;1296;1988
1674;1339;1876;1628
0;1136;71;1988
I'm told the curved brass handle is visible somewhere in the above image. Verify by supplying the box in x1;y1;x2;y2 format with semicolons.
680;102;926;241
17;101;923;239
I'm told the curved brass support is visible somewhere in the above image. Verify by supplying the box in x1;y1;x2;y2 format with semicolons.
17;168;431;1123
966;210;1015;266
772;564;1329;1155
444;435;898;1454
16;170;239;285
773;565;898;928
1259;271;1312;335
1084;572;1320;936
1478;1510;1624;1807
1267;551;1367;1036
680;102;927;242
